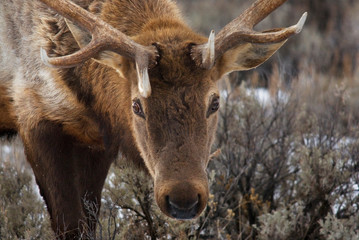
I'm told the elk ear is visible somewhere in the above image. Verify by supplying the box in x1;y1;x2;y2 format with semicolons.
64;19;150;97
215;34;287;77
94;51;124;71
65;19;91;48
65;19;124;70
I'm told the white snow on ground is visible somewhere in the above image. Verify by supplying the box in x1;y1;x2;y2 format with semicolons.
220;87;285;107
2;145;11;154
247;88;271;105
246;88;290;105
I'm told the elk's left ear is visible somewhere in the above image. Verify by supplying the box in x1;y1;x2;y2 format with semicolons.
214;11;307;77
215;36;286;77
192;11;307;79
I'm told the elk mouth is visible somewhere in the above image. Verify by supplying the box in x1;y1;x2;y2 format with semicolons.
166;194;200;220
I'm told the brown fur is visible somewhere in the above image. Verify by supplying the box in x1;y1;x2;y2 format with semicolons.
0;0;294;238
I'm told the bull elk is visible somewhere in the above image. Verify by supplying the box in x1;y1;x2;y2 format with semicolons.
0;0;306;238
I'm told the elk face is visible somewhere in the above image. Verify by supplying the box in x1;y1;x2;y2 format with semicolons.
126;43;219;219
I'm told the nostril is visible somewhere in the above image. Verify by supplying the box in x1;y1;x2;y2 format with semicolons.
169;197;198;210
166;194;200;220
165;195;170;207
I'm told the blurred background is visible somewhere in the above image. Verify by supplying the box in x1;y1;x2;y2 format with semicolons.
1;0;358;239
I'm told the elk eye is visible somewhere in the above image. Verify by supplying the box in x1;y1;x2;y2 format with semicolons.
132;99;145;118
207;95;220;117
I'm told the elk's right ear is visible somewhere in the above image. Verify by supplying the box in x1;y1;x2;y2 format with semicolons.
65;19;91;48
65;19;124;70
65;19;150;97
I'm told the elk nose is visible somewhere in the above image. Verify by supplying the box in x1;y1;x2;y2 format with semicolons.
166;194;200;220
155;179;209;220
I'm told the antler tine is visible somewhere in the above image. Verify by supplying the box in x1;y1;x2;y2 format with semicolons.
38;0;158;68
214;0;289;58
39;0;95;32
40;43;104;68
230;0;287;29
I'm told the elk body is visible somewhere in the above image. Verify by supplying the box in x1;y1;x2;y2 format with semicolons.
0;0;305;238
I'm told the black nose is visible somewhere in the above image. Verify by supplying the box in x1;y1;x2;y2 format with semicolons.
166;195;200;220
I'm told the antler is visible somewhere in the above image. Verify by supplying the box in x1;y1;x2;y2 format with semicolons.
39;0;158;98
192;0;307;69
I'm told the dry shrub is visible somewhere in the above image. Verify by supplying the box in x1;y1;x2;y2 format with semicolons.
0;140;54;240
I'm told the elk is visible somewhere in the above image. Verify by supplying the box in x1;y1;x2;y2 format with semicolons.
0;0;306;238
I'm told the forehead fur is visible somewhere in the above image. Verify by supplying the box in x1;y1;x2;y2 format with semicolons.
132;19;210;87
150;42;209;87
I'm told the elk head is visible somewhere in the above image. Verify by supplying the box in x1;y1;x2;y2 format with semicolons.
39;0;306;219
